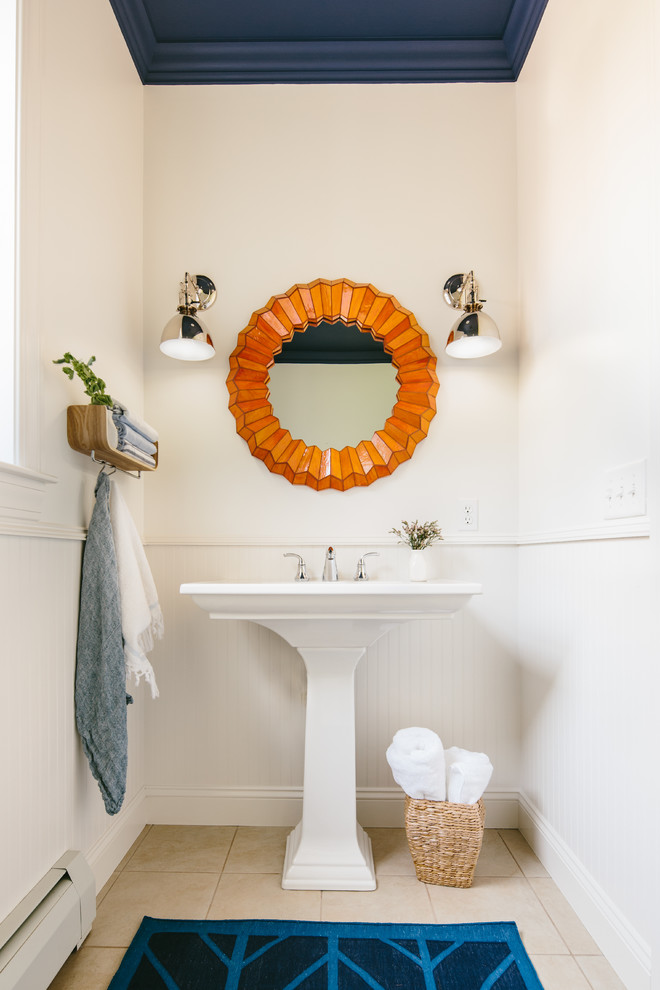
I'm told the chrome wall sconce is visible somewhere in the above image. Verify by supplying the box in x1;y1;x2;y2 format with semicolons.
443;270;502;358
160;273;217;361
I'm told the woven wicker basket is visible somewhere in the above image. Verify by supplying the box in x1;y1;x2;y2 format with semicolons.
404;796;485;888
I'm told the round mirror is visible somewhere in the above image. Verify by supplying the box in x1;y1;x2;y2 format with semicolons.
226;278;438;491
268;319;398;451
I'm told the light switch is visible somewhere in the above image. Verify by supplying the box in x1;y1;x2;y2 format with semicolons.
604;460;646;519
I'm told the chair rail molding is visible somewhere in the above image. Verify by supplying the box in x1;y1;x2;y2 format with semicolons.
0;461;57;529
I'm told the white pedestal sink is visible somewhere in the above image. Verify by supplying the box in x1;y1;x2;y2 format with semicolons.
180;580;481;890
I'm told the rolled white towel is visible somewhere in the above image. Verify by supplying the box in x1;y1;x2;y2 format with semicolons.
386;727;446;801
444;746;493;804
446;763;466;803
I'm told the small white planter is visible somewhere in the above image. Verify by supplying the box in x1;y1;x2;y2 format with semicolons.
409;549;428;582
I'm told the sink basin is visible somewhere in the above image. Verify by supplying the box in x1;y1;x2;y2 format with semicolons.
180;580;482;648
181;578;481;890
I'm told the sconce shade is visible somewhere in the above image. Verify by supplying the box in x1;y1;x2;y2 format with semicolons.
446;311;502;358
159;273;216;361
443;270;502;359
160;313;215;361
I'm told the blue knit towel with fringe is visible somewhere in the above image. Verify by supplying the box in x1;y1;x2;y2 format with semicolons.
75;471;132;815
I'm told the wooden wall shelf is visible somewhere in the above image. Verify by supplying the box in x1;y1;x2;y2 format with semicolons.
66;405;158;473
226;278;438;491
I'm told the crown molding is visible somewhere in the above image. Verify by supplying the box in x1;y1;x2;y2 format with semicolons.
145;39;512;85
108;0;156;82
504;0;550;78
108;0;547;85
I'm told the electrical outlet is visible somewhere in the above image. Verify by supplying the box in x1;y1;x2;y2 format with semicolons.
604;460;646;519
459;499;479;531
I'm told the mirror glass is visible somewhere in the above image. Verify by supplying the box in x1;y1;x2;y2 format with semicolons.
268;320;397;450
268;363;397;450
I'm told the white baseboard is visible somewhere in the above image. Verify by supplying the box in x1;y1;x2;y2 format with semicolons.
84;788;147;896
143;786;302;827
518;793;651;990
141;785;519;830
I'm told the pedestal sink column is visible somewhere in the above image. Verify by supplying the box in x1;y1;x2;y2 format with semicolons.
281;646;376;891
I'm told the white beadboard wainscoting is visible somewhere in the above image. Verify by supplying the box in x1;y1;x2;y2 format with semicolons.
3;529;654;990
0;532;146;923
142;541;520;812
518;536;656;990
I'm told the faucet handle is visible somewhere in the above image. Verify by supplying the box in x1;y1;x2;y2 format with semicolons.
283;552;309;581
354;551;380;581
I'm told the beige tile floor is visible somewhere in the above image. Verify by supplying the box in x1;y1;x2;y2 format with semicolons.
48;825;627;990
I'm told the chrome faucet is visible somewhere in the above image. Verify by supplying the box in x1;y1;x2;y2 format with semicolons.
354;551;379;581
283;552;309;581
322;546;339;581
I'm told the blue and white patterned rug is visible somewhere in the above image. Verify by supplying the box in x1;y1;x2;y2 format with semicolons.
108;917;544;989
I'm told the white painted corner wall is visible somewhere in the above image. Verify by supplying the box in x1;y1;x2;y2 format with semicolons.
516;1;659;988
13;0;145;531
0;0;146;923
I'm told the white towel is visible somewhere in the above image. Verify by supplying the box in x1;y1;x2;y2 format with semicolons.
446;763;467;803
386;727;446;800
444;746;493;804
109;480;163;698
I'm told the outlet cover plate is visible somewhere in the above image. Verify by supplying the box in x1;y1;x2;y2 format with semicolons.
459;499;479;531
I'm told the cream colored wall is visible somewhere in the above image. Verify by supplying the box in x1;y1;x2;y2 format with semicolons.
516;1;659;986
142;84;519;543
35;1;145;529
516;0;653;537
140;84;522;823
0;0;145;917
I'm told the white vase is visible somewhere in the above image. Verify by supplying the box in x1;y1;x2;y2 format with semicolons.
409;549;427;582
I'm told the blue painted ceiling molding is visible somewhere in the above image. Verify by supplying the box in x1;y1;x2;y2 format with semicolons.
107;0;549;85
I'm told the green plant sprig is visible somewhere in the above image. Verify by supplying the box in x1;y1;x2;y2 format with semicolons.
53;353;113;407
390;519;443;550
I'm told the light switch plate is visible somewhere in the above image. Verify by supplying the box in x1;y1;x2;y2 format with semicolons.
603;460;646;519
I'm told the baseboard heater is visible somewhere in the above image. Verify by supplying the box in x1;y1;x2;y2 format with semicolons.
0;850;96;990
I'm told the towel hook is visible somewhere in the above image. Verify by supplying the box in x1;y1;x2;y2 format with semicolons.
90;450;142;480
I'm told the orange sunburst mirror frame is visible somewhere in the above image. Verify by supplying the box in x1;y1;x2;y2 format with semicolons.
226;278;439;492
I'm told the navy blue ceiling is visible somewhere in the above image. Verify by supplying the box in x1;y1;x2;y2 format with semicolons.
108;0;549;85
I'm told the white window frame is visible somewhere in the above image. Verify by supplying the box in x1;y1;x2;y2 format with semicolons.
0;0;56;526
